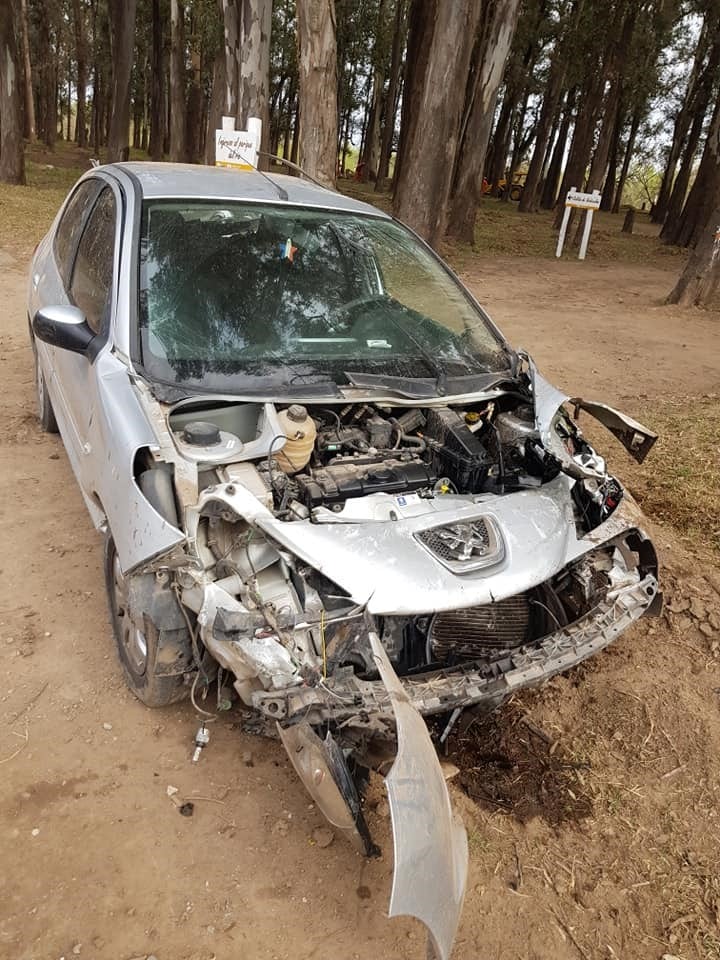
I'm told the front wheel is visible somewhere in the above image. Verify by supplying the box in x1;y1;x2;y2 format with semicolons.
104;537;191;707
33;344;58;433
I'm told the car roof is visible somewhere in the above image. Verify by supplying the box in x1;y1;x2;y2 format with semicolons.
108;161;390;218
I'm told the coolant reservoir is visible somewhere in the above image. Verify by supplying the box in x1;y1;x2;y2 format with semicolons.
273;404;317;473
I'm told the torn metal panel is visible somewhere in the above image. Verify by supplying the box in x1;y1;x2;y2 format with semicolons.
525;353;658;474
570;398;658;463
368;629;468;960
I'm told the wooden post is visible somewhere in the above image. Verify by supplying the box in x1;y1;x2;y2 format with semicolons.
622;207;635;234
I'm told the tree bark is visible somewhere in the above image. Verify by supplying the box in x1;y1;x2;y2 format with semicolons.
107;0;137;161
393;0;482;246
169;0;186;161
205;42;226;164
518;51;565;212
376;0;406;188
18;0;34;141
600;97;624;212
237;0;271;154
393;0;436;192
149;0;166;160
541;93;572;209
486;91;513;191
447;0;522;242
72;0;88;146
661;108;705;236
652;20;711;224
663;91;720;248
0;0;26;184
296;0;338;188
666;206;720;306
36;4;56;148
612;107;640;214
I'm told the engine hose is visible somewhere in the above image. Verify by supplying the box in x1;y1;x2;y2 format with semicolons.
390;419;426;453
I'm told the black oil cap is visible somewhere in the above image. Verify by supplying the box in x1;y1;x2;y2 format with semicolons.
182;421;221;446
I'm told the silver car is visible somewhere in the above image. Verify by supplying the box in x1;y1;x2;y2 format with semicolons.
28;162;661;960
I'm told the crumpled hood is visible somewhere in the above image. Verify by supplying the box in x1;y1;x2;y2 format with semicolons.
259;474;583;615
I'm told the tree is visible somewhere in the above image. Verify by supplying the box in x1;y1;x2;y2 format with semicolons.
296;0;338;188
0;0;26;184
667;209;720;306
447;0;522;242
169;0;186;160
107;0;138;160
149;0;166;160
72;0;88;146
393;0;482;246
375;0;407;188
19;0;35;141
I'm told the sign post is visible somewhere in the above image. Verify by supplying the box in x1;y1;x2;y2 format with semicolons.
556;188;602;260
215;116;262;170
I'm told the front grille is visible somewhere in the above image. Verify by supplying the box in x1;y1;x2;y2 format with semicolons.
430;595;531;662
415;517;502;572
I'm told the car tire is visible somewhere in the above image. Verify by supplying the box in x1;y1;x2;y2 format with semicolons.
104;537;191;707
33;344;59;434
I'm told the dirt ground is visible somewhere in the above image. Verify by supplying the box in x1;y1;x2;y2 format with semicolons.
2;242;720;960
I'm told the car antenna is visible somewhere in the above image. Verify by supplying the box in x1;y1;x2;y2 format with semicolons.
232;152;289;202
256;152;337;193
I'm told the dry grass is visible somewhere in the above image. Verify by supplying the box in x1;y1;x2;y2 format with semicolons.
627;395;720;555
337;179;689;266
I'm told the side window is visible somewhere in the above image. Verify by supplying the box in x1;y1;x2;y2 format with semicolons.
53;180;99;282
70;187;117;334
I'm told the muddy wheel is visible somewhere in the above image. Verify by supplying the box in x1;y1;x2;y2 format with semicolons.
34;345;58;434
104;537;189;707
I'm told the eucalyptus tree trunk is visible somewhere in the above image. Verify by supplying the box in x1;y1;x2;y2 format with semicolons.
518;52;565;212
107;0;137;161
393;0;482;247
376;0;407;189
221;0;271;157
205;44;227;164
653;20;711;224
296;0;338;189
447;0;522;242
667;204;720;307
612;108;640;214
663;91;720;248
238;0;271;151
149;0;166;160
541;93;573;209
169;0;186;161
0;0;26;184
394;0;436;192
19;0;35;141
72;0;88;146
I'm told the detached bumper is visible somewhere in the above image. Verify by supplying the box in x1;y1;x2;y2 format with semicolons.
254;572;659;725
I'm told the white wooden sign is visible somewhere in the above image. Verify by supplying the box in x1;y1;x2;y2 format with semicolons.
215;116;262;170
565;189;602;210
556;187;601;261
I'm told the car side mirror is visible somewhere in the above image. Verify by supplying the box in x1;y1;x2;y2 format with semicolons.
32;305;95;357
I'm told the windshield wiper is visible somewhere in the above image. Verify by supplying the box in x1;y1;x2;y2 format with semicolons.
343;372;439;398
380;307;450;394
344;370;519;399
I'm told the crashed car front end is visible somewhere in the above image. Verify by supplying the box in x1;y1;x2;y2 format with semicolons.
117;363;660;960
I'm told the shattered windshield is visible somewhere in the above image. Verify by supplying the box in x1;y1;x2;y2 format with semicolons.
138;200;510;394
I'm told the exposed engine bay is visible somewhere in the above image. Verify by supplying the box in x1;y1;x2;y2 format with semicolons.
126;369;660;960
